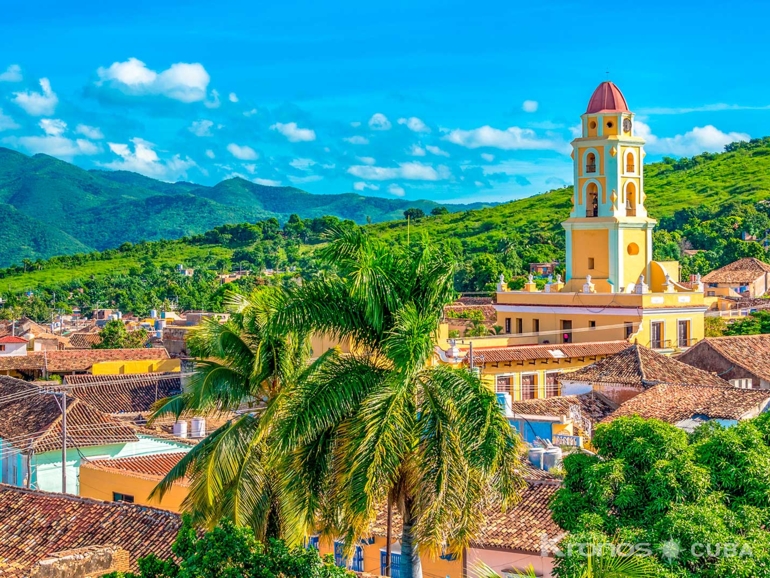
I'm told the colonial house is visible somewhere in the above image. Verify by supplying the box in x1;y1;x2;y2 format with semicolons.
0;376;190;494
0;347;179;380
67;331;103;349
0;485;181;576
701;257;770;298
677;335;770;389
506;392;617;446
0;335;28;357
601;384;770;432
437;340;630;403
559;344;730;405
79;452;189;512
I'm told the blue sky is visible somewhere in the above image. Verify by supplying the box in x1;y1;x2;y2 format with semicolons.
0;0;768;204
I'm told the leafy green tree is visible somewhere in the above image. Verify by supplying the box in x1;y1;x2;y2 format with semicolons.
105;518;352;578
724;310;770;335
551;415;770;577
403;208;425;220
94;319;148;349
430;206;449;216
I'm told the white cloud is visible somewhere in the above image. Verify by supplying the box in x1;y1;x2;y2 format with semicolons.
347;161;449;181
397;117;429;133
244;108;258;117
522;100;539;113
289;174;323;185
102;137;195;179
368;113;391;131
357;156;376;165
205;149;215;159
204;89;221;109
227;143;258;160
636;121;749;156
254;178;281;186
12;78;58;116
39;118;67;136
426;145;449;157
7;120;100;158
388;184;405;197
189;119;214;137
481;153;495;162
408;144;426;157
75;124;104;139
443;125;559;151
0;109;19;131
290;158;316;170
270;122;316;142
97;57;210;103
243;164;256;174
353;182;380;191
350;121;362;128
0;64;22;82
228;92;238;103
10;135;100;157
344;135;369;145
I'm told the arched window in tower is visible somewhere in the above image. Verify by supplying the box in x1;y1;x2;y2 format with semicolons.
626;182;637;216
586;152;596;174
586;183;599;217
626;151;635;173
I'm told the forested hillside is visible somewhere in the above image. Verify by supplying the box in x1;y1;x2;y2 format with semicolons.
0;147;491;265
3;137;770;321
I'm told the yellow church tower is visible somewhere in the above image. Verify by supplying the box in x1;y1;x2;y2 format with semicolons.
562;81;655;293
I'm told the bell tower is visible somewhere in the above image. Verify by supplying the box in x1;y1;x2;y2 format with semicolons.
561;81;656;293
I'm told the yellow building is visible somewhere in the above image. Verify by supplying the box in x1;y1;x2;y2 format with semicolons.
79;452;190;512
493;81;706;353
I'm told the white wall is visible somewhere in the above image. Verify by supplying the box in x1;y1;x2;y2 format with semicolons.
468;547;554;578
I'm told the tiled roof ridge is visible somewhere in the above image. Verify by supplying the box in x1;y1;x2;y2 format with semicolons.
701;335;764;369
0;483;180;518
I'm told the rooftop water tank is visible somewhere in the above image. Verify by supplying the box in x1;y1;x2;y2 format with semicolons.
150;309;158;319
172;421;188;439
528;447;545;469
543;446;563;471
190;417;206;439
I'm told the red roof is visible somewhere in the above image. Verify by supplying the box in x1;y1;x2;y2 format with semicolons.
586;81;629;114
0;335;27;344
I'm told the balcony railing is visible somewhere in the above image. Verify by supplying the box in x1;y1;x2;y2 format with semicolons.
554;434;583;448
586;208;598;217
586;164;596;173
649;339;672;350
626;164;635;172
676;337;699;349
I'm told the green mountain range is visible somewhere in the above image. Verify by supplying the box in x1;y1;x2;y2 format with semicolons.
0;147;494;266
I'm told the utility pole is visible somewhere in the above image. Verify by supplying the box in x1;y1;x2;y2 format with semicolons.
61;388;67;493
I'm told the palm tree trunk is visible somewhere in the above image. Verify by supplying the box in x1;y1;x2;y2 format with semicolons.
385;495;392;576
400;498;423;578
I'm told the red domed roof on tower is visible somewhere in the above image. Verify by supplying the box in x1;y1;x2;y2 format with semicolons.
585;81;629;114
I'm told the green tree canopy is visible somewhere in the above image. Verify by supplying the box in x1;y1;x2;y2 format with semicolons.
94;319;148;349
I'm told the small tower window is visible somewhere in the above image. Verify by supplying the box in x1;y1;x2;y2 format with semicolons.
588;258;595;270
589;120;597;129
586;153;596;174
606;121;614;128
626;152;635;173
625;182;637;216
586;183;599;217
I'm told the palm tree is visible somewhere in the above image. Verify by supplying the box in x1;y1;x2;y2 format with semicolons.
268;228;524;578
151;288;310;534
151;228;523;578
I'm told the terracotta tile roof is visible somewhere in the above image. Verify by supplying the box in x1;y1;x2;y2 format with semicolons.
467;341;630;365
701;258;770;284
0;347;169;373
603;384;770;424
508;393;618;426
562;344;730;389
0;336;27;344
81;452;189;486
0;485;181;576
368;481;562;554
681;335;770;382
0;376;139;453
62;373;182;415
67;332;103;349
